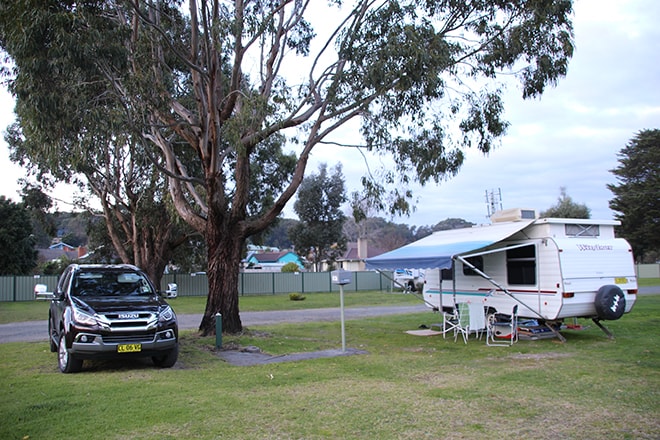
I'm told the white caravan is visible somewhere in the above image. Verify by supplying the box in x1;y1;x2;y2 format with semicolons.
365;208;638;339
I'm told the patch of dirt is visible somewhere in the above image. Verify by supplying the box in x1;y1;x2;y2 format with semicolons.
215;346;369;366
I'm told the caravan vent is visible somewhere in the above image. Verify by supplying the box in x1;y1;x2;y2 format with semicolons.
491;208;537;223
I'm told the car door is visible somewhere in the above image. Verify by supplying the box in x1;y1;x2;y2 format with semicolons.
50;267;73;341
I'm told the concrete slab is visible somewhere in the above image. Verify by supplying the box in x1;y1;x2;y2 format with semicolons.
216;347;368;366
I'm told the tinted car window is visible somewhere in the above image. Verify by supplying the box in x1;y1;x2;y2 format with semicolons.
72;271;154;297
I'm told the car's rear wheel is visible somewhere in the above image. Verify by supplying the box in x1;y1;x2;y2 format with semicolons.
58;333;83;374
152;344;179;368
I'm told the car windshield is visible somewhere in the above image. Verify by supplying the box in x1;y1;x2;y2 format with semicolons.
72;271;154;297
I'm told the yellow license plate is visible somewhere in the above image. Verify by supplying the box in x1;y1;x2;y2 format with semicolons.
117;344;142;353
614;277;628;284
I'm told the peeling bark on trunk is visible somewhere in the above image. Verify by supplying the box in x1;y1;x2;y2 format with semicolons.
199;221;245;335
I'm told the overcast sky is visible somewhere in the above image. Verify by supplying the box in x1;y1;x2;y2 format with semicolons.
1;0;658;226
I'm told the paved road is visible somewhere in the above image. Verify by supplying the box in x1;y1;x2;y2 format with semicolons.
3;286;658;344
0;304;428;344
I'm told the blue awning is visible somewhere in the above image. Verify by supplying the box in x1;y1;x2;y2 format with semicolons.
365;220;534;270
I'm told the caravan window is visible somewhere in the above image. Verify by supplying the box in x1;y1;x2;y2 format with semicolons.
565;224;600;237
506;245;536;285
462;256;483;276
441;268;453;280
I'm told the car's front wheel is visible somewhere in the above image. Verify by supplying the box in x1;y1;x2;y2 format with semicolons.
58;333;83;374
48;318;57;353
152;344;178;368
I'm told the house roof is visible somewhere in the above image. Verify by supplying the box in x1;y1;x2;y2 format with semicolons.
38;248;80;262
250;251;296;263
49;242;76;250
341;242;385;261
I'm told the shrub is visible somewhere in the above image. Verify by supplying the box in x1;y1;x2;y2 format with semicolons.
281;262;301;273
289;293;306;301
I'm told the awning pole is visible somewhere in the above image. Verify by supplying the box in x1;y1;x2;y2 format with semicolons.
451;261;457;308
455;255;566;342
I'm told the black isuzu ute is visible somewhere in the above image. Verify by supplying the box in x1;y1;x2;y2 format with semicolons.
40;264;179;373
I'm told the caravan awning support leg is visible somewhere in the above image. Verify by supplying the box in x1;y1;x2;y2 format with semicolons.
592;318;615;339
543;323;566;343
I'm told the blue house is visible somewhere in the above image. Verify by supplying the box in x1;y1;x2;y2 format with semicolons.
244;250;304;272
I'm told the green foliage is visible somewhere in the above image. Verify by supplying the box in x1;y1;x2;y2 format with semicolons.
37;258;71;276
288;293;306;301
337;0;574;214
280;262;301;273
608;129;660;262
18;182;55;248
258;218;298;249
290;164;347;270
433;218;476;232
343;216;441;253
0;196;36;275
540;186;590;219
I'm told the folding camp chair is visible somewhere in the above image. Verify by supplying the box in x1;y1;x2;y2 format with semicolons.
430;306;459;338
454;302;470;344
468;301;486;340
486;305;519;346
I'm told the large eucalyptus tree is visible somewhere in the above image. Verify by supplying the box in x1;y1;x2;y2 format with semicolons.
1;0;575;334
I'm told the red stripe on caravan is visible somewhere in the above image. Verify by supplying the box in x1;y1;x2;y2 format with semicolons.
476;288;556;295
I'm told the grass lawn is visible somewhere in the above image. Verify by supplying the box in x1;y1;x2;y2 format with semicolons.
639;277;660;287
0;293;658;439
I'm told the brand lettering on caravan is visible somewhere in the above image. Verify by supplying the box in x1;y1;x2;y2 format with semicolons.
576;244;614;251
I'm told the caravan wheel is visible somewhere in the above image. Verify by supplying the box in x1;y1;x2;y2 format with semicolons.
594;285;626;320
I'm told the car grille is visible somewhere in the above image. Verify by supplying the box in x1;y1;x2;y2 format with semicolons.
97;312;157;331
102;332;156;344
104;312;153;320
109;320;152;329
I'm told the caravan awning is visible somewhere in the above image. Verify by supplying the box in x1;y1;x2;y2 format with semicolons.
365;220;534;270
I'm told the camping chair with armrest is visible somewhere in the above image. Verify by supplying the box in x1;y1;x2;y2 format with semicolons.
486;305;519;346
430;305;459;339
453;302;470;344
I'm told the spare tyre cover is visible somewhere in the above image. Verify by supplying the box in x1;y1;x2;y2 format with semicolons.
594;285;626;320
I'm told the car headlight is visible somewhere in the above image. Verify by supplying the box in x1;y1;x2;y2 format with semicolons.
159;306;174;322
72;307;98;326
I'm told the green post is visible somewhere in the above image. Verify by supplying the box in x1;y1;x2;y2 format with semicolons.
215;313;222;348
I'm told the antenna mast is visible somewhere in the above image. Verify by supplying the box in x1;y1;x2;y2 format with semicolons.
485;188;502;217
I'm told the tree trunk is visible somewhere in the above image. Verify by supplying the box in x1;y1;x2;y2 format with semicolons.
199;221;245;335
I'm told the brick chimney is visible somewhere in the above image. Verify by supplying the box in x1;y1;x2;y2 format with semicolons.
357;237;368;259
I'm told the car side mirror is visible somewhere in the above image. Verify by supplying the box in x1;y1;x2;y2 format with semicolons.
163;283;178;299
34;284;55;301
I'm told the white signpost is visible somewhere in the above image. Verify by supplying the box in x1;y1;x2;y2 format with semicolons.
331;270;352;352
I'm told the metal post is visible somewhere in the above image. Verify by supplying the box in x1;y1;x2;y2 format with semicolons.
339;285;346;352
215;313;222;348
